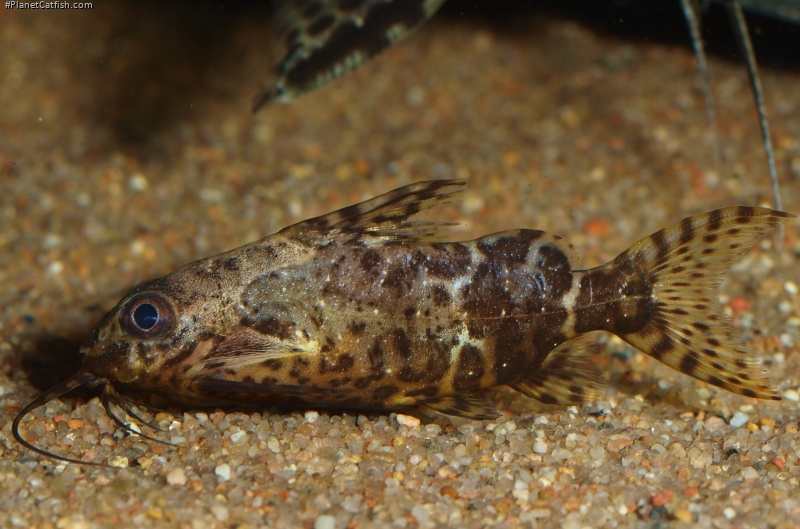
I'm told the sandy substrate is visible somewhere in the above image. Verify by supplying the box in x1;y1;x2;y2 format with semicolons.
1;3;799;528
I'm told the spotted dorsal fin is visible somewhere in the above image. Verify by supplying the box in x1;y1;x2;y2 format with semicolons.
281;179;465;244
254;0;445;110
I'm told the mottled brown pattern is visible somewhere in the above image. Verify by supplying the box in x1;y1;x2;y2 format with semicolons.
573;264;653;336
14;181;795;465
76;183;792;412
452;344;485;392
241;316;294;340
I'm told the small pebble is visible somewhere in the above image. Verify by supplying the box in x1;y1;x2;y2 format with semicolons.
166;468;187;486
314;514;336;529
47;261;63;275
729;412;750;428
551;448;572;460
740;467;759;480
215;464;231;481
651;490;673;507
527;508;551;519
411;504;429;523
128;172;149;191
211;504;229;522
396;414;421;428
268;437;281;453
533;440;548;454
782;389;799;402
723;508;737;520
108;456;129;468
440;486;457;499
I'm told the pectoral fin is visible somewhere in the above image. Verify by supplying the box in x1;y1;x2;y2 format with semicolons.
201;329;318;371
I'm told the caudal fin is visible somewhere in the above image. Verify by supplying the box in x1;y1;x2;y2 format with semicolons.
614;206;794;399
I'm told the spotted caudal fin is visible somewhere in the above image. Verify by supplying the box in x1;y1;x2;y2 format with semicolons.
614;206;794;399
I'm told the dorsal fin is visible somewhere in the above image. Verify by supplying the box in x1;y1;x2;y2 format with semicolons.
280;179;465;244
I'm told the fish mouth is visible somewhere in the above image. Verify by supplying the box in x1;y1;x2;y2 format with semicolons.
13;370;107;465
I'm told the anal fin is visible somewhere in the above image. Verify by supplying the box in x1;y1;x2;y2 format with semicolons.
422;394;500;420
512;337;606;405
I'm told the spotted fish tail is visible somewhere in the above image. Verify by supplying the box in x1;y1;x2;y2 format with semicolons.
608;206;794;399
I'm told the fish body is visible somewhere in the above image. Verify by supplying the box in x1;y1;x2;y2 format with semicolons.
14;180;794;462
89;224;591;417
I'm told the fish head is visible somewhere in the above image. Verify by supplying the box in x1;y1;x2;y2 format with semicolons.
78;236;316;399
79;268;230;391
12;268;231;465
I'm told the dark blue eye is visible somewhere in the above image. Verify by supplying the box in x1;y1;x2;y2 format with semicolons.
120;292;175;338
133;303;158;330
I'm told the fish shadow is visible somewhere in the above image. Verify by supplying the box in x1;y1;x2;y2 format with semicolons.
70;1;272;155
15;314;96;400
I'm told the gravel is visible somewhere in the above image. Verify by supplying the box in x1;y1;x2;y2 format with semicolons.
2;4;799;529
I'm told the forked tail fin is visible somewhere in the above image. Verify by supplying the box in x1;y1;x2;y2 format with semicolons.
613;206;794;399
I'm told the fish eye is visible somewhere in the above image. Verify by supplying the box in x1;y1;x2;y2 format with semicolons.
133;303;158;329
120;292;175;338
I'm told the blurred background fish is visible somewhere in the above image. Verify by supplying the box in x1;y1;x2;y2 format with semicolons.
256;0;800;212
